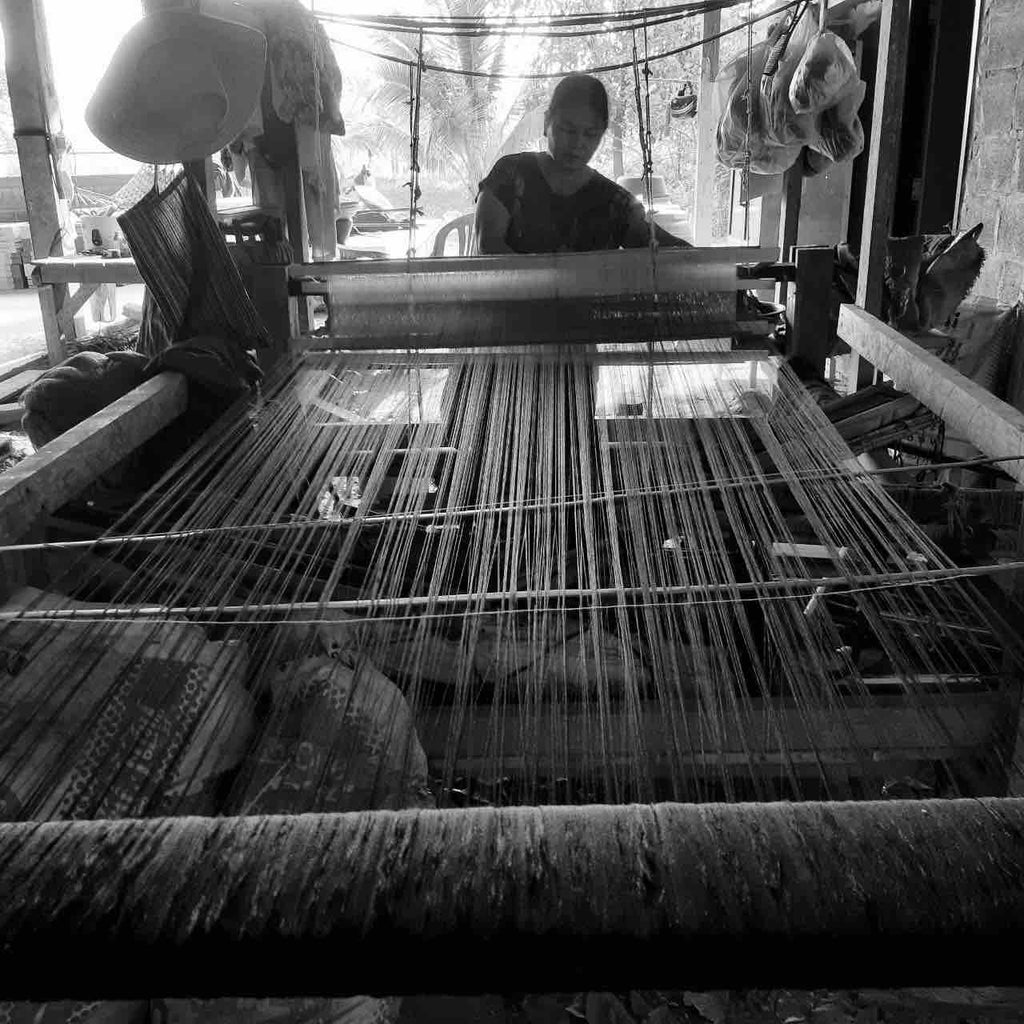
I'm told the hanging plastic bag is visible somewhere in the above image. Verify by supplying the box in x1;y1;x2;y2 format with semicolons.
762;57;817;149
714;39;804;175
810;78;867;163
789;31;858;115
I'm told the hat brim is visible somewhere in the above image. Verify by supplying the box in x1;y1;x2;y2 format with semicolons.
86;10;267;166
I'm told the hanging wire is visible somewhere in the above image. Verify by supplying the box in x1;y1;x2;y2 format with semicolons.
318;0;752;38
325;1;800;80
642;17;656;246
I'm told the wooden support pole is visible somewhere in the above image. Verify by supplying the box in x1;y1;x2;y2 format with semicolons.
36;284;67;367
0;373;188;545
790;246;836;374
0;0;74;366
692;10;721;246
776;166;803;307
1;800;1024;999
853;0;912;388
184;158;218;212
838;304;1024;486
0;0;69;262
31;257;144;286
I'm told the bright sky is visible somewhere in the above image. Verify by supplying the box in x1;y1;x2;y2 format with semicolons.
43;0;144;161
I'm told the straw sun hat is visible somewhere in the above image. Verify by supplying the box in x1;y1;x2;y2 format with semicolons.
86;7;267;165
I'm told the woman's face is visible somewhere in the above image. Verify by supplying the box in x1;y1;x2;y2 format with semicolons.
545;101;605;171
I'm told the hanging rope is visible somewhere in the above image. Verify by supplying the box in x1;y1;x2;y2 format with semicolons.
325;0;800;81
406;29;426;260
742;0;754;243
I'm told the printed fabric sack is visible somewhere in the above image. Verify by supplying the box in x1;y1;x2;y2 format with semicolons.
0;589;253;820
234;654;433;814
167;653;427;1024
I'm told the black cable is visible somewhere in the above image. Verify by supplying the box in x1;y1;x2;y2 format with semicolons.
327;0;799;80
318;0;745;37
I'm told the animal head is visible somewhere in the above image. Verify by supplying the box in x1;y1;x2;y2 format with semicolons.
917;223;986;330
883;235;926;330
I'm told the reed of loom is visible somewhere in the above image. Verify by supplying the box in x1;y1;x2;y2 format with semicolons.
2;248;1024;1000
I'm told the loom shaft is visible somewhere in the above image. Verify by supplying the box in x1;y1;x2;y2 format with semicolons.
1;799;1023;999
294;247;779;304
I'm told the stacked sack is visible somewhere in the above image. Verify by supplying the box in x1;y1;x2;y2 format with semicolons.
0;588;254;820
715;3;880;176
156;616;434;1024
0;589;256;1024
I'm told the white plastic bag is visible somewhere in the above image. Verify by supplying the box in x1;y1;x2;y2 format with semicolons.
714;40;805;175
810;78;867;163
789;31;858;115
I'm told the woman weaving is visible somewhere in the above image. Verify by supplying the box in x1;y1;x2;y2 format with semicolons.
474;73;691;255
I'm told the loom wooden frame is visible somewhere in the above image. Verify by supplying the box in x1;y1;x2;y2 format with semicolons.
4;0;1022;996
0;307;1019;783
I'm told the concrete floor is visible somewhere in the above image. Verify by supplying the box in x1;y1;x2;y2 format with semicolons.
0;285;146;367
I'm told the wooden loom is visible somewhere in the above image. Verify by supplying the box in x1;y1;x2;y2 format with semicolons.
1;245;1024;1000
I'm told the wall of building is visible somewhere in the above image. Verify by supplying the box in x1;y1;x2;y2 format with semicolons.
959;0;1024;305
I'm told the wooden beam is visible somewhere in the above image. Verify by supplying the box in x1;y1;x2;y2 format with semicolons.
56;282;99;339
692;9;721;246
0;0;71;262
852;0;911;391
0;403;22;427
838;304;1024;485
0;0;75;367
0;352;47;383
790;246;835;374
852;0;911;390
858;0;912;280
0;369;44;401
36;284;65;366
294;247;779;305
417;689;1007;777
30;257;144;286
953;0;984;232
184;157;217;211
0;373;188;545
778;166;803;260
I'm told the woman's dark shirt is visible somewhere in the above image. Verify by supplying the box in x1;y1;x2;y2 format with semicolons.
478;152;639;253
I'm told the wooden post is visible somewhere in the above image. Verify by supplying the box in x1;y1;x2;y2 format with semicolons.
776;165;803;307
36;284;66;367
790;247;835;375
692;10;721;246
853;0;912;388
0;0;74;366
184;158;218;212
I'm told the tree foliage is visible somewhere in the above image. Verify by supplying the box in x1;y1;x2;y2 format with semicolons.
343;0;551;203
340;0;777;218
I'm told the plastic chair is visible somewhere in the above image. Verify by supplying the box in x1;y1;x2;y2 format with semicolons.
431;213;474;257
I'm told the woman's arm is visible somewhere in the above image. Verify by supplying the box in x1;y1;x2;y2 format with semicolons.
622;201;693;249
472;188;514;255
